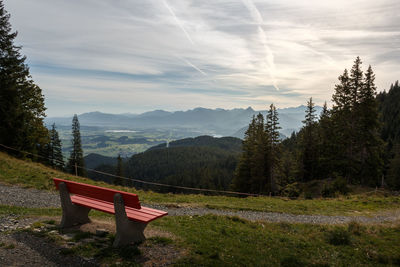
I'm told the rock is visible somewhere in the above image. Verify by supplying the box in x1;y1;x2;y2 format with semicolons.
95;229;109;237
61;234;74;240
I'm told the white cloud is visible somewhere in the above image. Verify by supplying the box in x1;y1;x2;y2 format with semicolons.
4;0;400;116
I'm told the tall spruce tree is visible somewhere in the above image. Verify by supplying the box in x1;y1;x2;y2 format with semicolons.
49;123;64;170
266;104;280;192
301;98;318;181
330;57;384;185
317;102;334;178
357;65;384;184
232;116;256;192
0;1;48;156
67;115;86;176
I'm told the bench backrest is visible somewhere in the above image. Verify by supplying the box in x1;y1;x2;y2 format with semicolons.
53;178;141;209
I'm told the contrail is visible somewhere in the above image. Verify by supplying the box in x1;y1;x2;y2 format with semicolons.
242;0;279;90
163;0;194;45
176;55;207;76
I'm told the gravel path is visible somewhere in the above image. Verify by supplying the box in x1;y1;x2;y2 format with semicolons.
0;183;60;208
1;183;399;225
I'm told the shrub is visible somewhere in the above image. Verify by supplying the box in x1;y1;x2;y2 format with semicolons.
322;176;350;198
326;228;351;246
332;176;350;195
281;183;300;198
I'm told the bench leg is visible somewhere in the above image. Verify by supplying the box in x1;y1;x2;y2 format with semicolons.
113;193;147;247
59;182;91;228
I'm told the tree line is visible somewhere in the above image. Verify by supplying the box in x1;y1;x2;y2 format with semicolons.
233;57;399;195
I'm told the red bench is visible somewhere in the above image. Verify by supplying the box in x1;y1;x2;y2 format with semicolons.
53;178;167;246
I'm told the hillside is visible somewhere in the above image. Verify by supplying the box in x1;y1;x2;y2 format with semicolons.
85;136;242;191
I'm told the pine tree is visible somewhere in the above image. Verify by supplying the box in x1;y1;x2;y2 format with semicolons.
317;102;334;178
357;65;384;185
301;98;318;181
331;66;357;180
67;115;86;176
232;116;256;192
266;104;280;192
0;1;48;156
114;154;124;186
250;113;267;193
49;123;64;170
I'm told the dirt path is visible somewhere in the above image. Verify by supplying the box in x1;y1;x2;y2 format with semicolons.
1;183;399;225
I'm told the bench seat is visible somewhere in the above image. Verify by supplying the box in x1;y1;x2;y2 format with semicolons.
70;195;166;223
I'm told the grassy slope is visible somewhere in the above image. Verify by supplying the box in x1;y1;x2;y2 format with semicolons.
1;151;399;216
1;152;400;266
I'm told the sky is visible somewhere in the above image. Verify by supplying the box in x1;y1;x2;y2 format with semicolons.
4;0;400;117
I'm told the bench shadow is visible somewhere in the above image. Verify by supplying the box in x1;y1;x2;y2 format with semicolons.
11;230;98;267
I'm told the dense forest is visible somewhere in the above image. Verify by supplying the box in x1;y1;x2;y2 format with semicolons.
87;136;241;192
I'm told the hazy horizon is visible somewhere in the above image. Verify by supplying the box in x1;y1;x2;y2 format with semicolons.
46;104;317;118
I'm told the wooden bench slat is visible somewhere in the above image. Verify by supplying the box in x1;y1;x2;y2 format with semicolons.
71;195;167;223
71;195;166;218
54;178;141;209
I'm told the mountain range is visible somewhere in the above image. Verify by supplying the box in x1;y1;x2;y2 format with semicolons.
46;105;323;138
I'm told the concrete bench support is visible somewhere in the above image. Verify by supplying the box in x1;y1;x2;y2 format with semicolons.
59;182;91;228
113;193;147;247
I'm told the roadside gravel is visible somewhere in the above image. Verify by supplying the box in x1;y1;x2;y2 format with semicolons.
1;183;399;225
0;183;60;208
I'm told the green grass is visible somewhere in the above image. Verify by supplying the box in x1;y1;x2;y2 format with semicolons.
152;215;400;266
1;151;400;216
3;203;400;266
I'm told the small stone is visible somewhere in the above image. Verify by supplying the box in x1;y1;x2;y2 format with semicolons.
49;230;58;235
95;229;109;237
61;234;73;240
67;241;75;246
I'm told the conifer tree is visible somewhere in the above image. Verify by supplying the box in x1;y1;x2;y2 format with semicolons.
357;65;384;184
0;1;48;156
67;115;86;176
266;104;280;192
251;113;270;193
232;116;256;192
49;123;64;170
301;98;318;181
317;102;334;178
